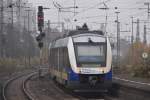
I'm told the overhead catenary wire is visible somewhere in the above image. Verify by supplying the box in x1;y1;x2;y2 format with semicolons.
76;0;112;15
76;15;115;20
50;0;149;36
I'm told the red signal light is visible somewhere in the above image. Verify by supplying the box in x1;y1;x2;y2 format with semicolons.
38;17;44;20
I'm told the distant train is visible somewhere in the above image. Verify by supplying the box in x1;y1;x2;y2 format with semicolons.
48;26;112;92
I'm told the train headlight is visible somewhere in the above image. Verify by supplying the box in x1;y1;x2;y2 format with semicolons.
76;68;81;73
100;69;105;73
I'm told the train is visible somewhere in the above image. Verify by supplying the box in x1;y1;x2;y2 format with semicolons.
48;25;112;92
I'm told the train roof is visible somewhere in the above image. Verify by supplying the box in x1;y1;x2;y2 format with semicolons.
53;30;105;42
49;24;106;49
50;31;106;49
54;23;105;41
67;23;104;36
67;30;104;37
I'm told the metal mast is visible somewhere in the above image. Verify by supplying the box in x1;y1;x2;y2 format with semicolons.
136;19;140;42
0;0;4;57
115;11;120;67
143;23;147;45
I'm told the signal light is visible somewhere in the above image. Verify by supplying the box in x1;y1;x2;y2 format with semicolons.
38;42;44;48
36;34;42;42
8;5;12;8
38;15;43;20
36;32;45;42
38;6;43;12
41;32;45;37
36;32;45;49
37;6;44;32
36;6;45;48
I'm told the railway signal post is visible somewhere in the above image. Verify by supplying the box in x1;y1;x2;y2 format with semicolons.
36;6;45;78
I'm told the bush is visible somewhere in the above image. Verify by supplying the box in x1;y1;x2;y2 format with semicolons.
121;42;150;78
0;57;40;74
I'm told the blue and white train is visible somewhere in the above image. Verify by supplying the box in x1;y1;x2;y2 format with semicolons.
48;28;112;92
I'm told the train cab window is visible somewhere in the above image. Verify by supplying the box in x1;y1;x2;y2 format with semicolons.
50;47;70;70
49;49;53;67
75;44;106;66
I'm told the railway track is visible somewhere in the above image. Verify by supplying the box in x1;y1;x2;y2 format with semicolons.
3;70;149;100
71;90;116;100
72;92;113;100
2;72;36;100
28;73;115;100
2;71;115;100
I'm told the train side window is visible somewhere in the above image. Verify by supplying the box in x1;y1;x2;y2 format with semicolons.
66;50;71;67
62;47;65;67
63;48;67;67
52;49;55;68
56;48;59;69
64;48;70;68
53;48;58;70
63;47;67;67
59;47;63;70
50;48;53;67
62;48;64;67
49;49;52;67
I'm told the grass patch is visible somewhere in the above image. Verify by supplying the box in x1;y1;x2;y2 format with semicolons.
0;57;40;75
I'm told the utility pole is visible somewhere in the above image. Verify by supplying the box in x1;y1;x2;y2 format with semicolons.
23;15;27;66
11;5;14;28
26;10;32;33
27;9;31;66
62;22;64;32
45;20;50;51
18;0;21;25
8;0;14;28
58;8;60;29
25;9;32;67
73;0;76;16
47;20;50;47
144;2;150;36
0;0;4;58
8;1;15;58
143;23;147;45
23;16;26;31
131;17;134;45
47;20;51;33
105;15;108;35
118;22;120;67
136;19;140;42
17;0;22;44
115;11;120;68
99;4;109;35
144;2;150;21
131;17;134;64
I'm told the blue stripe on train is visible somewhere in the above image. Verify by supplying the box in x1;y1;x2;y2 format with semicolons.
67;68;79;81
105;70;112;80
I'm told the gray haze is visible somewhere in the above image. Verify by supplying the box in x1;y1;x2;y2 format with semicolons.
28;0;150;42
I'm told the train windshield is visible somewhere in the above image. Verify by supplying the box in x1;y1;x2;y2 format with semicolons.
76;44;106;64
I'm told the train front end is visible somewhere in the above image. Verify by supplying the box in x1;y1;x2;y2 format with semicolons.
67;33;112;92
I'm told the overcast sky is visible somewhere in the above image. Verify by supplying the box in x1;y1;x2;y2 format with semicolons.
28;0;150;41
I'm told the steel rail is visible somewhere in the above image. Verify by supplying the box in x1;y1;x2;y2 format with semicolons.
22;72;37;100
2;72;36;100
